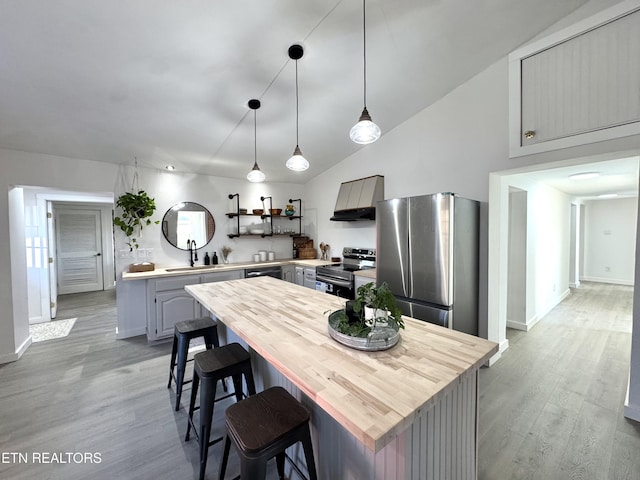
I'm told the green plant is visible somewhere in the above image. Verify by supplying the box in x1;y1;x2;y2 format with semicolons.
354;281;405;330
114;190;159;251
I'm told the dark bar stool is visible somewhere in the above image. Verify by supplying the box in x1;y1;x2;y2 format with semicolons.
185;342;257;480
219;386;318;480
167;316;220;412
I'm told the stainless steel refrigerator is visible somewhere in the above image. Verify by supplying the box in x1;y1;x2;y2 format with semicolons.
376;192;479;335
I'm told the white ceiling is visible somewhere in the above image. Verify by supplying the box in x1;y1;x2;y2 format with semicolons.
0;0;606;184
518;156;640;200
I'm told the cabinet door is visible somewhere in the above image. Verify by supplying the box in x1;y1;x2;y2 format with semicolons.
303;267;316;289
281;265;295;283
294;266;304;286
510;2;640;156
155;290;201;339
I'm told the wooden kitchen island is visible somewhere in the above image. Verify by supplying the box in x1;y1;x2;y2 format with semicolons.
186;277;497;480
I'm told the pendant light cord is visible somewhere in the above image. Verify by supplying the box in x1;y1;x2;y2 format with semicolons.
253;109;258;167
362;0;367;109
295;59;300;146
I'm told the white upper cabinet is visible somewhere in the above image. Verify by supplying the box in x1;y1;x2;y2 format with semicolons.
509;0;640;157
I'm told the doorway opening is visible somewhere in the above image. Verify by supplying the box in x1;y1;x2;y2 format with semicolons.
21;187;115;326
488;153;639;359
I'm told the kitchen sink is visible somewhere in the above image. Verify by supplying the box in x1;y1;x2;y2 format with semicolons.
165;265;224;272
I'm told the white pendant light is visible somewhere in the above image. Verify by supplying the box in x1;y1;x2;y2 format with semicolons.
350;0;381;145
286;44;309;172
246;99;266;183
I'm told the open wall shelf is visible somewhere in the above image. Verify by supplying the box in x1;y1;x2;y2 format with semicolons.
226;194;302;239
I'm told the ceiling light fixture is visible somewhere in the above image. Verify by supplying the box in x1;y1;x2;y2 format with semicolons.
286;44;309;172
569;172;599;180
165;165;175;171
350;0;380;145
246;99;266;183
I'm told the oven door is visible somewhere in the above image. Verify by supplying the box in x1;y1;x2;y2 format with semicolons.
316;274;354;299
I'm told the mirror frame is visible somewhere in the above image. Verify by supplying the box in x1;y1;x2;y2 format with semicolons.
161;202;215;250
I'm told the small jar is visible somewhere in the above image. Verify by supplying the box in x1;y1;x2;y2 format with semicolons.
284;204;295;216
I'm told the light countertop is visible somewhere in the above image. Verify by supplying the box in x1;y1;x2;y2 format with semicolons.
186;276;498;452
354;268;376;279
121;258;335;281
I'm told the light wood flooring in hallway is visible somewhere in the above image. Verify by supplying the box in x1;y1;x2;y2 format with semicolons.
1;283;639;479
479;282;640;480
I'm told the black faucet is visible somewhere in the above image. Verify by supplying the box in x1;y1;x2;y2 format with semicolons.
188;239;198;267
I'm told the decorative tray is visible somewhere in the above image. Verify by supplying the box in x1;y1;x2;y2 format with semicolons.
327;309;399;351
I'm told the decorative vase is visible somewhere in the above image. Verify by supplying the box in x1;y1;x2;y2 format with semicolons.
285;204;295;216
364;306;390;327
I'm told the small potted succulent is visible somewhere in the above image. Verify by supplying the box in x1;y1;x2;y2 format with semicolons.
114;190;159;251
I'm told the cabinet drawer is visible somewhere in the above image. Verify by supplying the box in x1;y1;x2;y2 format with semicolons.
155;276;201;292
201;270;243;283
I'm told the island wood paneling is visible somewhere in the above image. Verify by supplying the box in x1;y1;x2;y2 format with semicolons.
187;277;497;479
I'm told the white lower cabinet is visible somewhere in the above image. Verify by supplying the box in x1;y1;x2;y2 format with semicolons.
294;266;304;286
303;267;316;289
281;265;295;283
146;270;243;341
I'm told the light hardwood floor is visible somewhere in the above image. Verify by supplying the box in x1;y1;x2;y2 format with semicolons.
0;290;241;480
1;283;638;479
479;282;640;480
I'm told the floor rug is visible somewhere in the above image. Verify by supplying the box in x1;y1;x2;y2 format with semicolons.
29;318;77;342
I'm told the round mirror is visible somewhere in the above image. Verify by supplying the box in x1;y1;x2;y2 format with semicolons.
162;202;215;250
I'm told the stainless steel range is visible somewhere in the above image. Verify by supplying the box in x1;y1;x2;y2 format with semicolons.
315;247;376;298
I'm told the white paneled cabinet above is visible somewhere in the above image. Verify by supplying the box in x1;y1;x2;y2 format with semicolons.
509;0;640;157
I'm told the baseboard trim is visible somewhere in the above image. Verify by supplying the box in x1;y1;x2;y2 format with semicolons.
115;326;146;339
506;320;529;331
580;276;634;286
0;335;33;364
487;338;509;366
29;316;48;325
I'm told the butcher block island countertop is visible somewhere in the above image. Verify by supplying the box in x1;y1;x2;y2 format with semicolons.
186;276;497;456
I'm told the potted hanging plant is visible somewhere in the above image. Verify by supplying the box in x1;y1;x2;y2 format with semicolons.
114;190;160;251
327;281;404;351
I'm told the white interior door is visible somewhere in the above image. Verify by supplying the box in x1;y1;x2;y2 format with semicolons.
47;201;58;319
55;206;104;295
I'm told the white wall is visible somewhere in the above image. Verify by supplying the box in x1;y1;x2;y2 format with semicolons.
582;197;637;285
523;182;572;326
507;189;527;327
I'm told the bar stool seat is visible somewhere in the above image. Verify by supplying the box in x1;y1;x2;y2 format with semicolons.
186;342;257;480
167;316;221;411
219;386;318;480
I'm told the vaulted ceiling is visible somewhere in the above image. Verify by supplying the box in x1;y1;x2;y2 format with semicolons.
0;0;594;183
